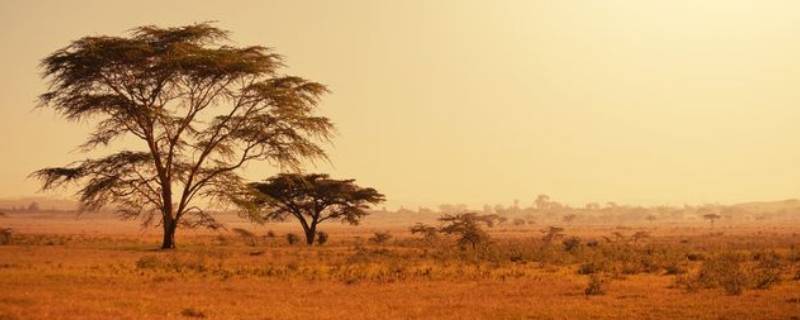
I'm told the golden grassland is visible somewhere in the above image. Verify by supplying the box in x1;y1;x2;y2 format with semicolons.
1;213;800;319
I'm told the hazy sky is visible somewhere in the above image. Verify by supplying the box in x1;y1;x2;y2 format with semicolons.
1;1;800;208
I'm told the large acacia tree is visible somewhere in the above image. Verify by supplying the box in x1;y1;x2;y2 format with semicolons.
33;23;334;249
240;173;385;245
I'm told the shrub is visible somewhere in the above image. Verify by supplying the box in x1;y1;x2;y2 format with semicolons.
562;237;582;252
180;308;206;318
585;274;606;296
316;231;329;245
751;251;782;289
673;274;700;292
578;260;607;275
697;252;746;295
265;230;276;238
232;228;257;246
0;228;12;245
135;255;162;269
369;231;392;245
286;233;300;245
541;226;565;243
787;245;800;263
686;252;705;261
664;263;687;275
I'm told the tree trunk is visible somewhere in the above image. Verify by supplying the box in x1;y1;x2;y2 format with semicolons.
298;216;317;246
304;229;316;246
161;220;177;249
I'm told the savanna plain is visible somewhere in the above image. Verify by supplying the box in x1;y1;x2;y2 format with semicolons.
1;205;799;320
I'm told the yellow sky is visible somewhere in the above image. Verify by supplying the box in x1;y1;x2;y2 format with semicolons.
1;0;800;208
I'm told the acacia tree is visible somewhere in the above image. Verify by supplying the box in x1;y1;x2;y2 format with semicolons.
437;212;500;249
32;23;334;249
703;213;722;228
240;173;385;245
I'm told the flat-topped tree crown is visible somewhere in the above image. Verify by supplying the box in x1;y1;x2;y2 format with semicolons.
32;23;334;249
241;173;385;245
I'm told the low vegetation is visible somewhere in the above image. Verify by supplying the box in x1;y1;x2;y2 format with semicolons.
1;215;799;319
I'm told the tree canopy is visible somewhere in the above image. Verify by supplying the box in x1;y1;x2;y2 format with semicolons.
32;23;334;248
437;212;500;249
239;173;385;245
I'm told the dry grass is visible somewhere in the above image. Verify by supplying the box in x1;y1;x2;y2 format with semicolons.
0;214;799;319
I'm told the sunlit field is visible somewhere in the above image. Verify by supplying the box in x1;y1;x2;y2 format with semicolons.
5;2;800;319
1;212;799;320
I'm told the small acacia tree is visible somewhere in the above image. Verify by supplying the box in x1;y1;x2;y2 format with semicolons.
410;222;439;243
32;23;333;249
438;212;500;249
240;173;385;245
703;213;722;228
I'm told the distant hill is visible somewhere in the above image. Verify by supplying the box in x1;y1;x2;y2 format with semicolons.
0;197;79;211
731;199;800;212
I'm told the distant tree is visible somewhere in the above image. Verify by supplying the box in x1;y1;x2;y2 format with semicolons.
438;212;499;249
27;202;40;213
631;231;650;243
32;23;333;249
497;216;509;225
534;194;551;210
410;223;439;243
562;214;577;224
645;214;657;223
541;226;565;243
703;213;722;228
369;231;392;244
512;218;527;227
232;228;257;246
239;173;385;245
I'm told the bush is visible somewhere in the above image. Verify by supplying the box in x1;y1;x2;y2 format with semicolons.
664;263;687;275
0;228;12;245
585;274;606;296
751;251;782;289
697;252;746;295
686;252;705;261
316;231;329;245
562;237;582;252
136;255;162;269
578;260;607;275
232;228;257;246
265;230;276;238
286;233;300;245
180;308;206;318
369;231;392;245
